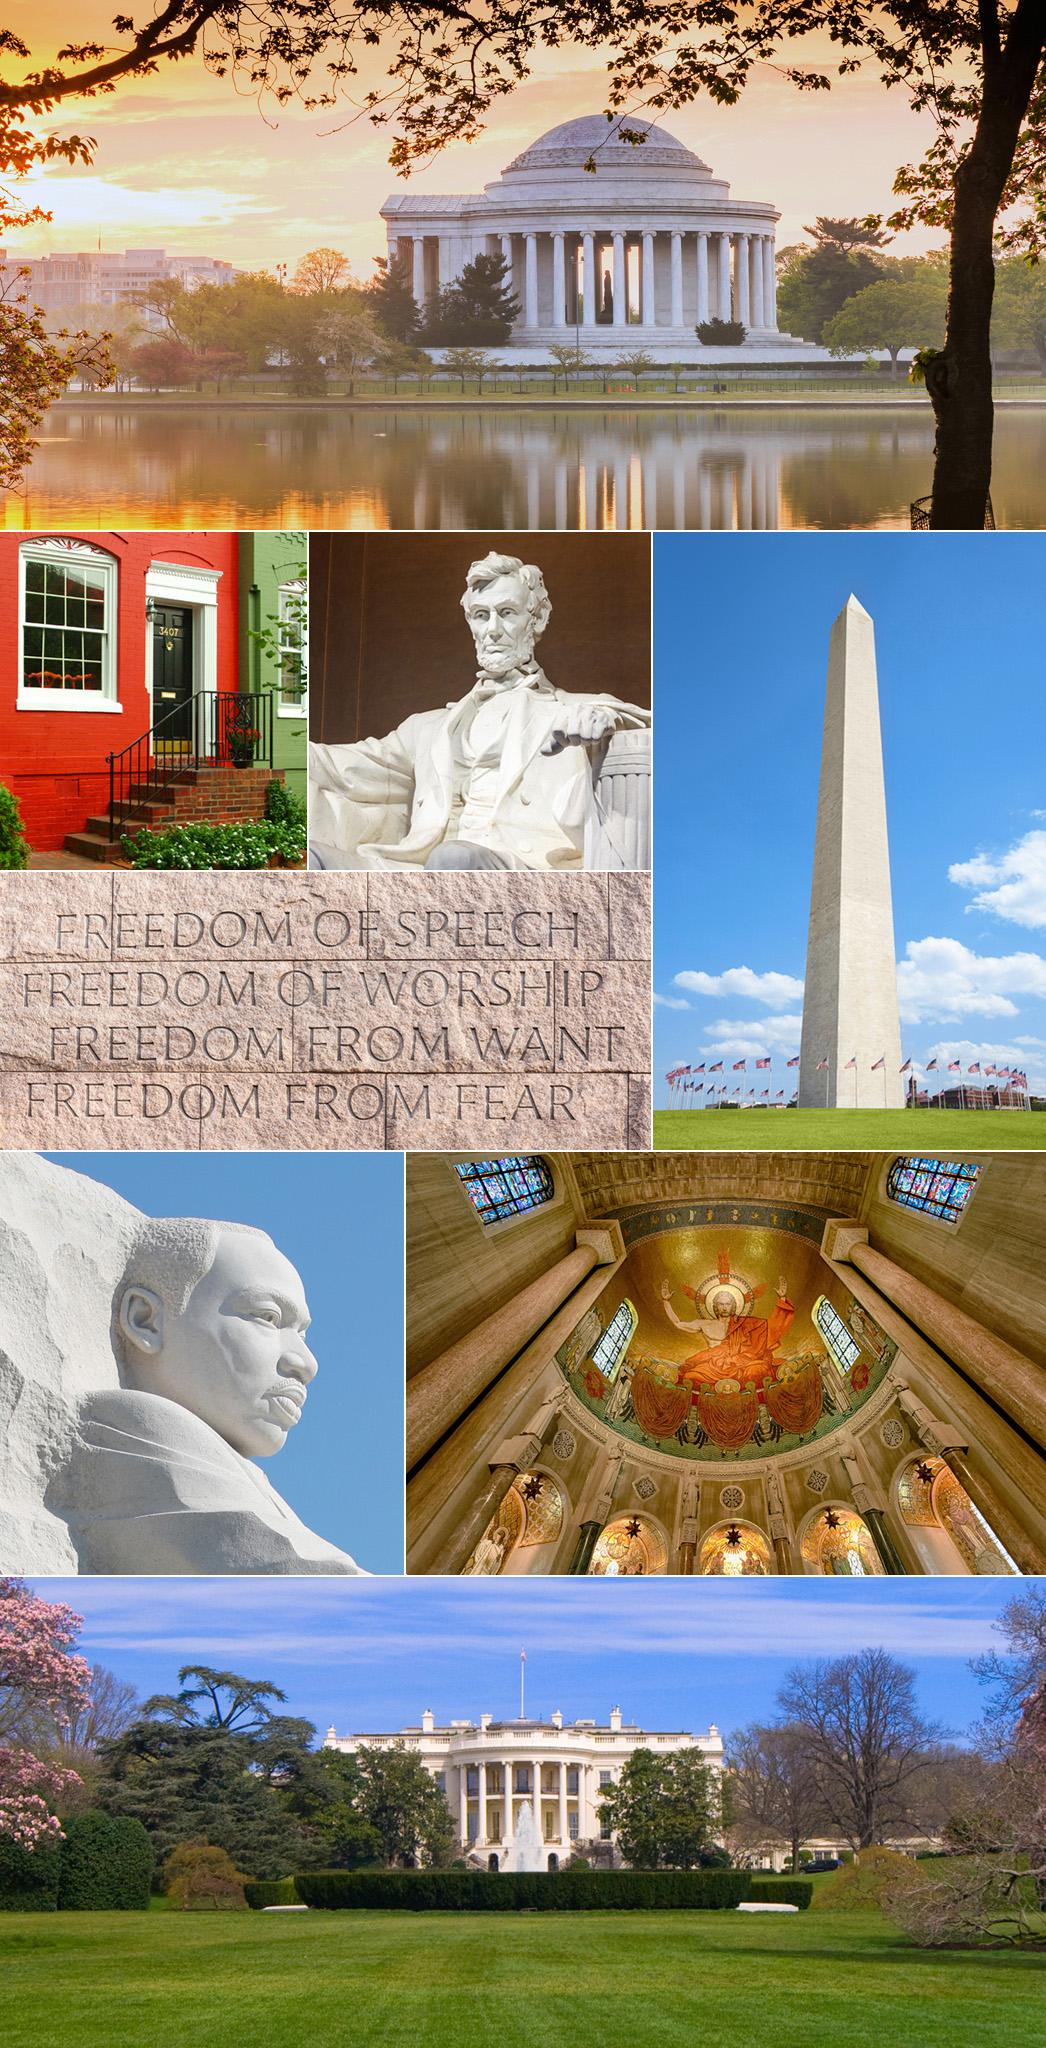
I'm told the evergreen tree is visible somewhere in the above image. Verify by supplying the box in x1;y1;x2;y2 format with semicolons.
425;251;520;345
367;255;421;342
598;1747;721;1868
777;246;886;344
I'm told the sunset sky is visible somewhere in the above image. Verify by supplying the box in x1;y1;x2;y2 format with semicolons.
8;7;941;280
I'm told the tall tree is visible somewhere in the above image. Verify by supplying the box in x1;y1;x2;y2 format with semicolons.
727;1723;829;1873
598;1747;721;1868
366;255;421;342
823;272;948;377
348;1745;455;1868
424;252;520;344
293;247;353;294
778;1648;945;1851
802;218;893;252
777;246;886;343
0;1579;89;1848
969;1585;1046;1734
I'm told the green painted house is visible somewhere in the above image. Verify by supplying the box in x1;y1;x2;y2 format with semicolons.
238;533;307;797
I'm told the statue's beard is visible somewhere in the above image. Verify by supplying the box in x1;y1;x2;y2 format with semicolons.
473;639;538;681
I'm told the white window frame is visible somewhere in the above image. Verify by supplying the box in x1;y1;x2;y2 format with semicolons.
276;577;308;719
17;539;121;711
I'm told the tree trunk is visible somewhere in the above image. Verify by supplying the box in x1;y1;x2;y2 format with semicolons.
928;14;1046;527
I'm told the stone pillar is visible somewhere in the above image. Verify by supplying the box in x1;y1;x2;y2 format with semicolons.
406;1238;603;1469
438;237;452;288
750;239;764;327
558;1762;568;1847
894;1383;1046;1575
503;1764;514;1844
478;1763;487;1844
736;235;751;326
840;1449;906;1575
717;234;731;323
583;730;652;870
696;233;710;327
642;232;656;327
582;233;596;327
553;233;566;328
832;1228;1046;1451
525;233;538;327
671;233;684;329
411;237;426;312
458;1764;469;1847
613;233;626;325
764;237;777;327
567;1521;602;1574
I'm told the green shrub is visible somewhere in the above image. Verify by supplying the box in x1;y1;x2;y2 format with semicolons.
745;1879;813;1910
264;779;306;835
0;1838;61;1911
244;1877;301;1910
696;317;747;347
815;1847;919;1911
293;1868;750;1912
57;1813;154;1911
124;818;304;869
0;783;30;869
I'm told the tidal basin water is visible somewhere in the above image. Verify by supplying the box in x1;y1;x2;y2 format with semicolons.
11;401;1046;530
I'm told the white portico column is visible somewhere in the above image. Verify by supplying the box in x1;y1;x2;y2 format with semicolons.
582;232;596;327
411;236;426;312
716;234;731;323
642;232;656;327
612;232;625;325
503;1760;514;1844
670;232;683;329
736;235;751;325
696;232;710;326
525;233;538;328
751;238;764;327
764;236;777;327
478;1764;487;1844
558;1763;568;1848
553;233;566;327
458;1765;469;1848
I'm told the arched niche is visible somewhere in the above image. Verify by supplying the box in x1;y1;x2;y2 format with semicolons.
588;1512;669;1576
893;1455;1016;1576
699;1521;772;1576
462;1469;568;1576
799;1504;883;1576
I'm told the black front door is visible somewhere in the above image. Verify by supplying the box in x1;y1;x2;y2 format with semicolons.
152;606;193;742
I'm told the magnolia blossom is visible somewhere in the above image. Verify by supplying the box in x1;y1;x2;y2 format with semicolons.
0;1579;91;1845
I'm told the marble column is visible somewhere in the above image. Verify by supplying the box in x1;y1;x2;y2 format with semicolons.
642;232;656;327
736;235;751;325
552;233;566;328
717;234;731;324
458;1765;469;1847
558;1763;568;1847
750;240;764;327
840;1449;906;1574
612;232;626;325
478;1764;487;1845
503;1765;514;1845
581;232;596;328
411;237;426;312
525;233;538;327
670;233;684;329
894;1384;1046;1575
438;237;452;288
696;233;710;327
406;1239;601;1468
764;237;777;327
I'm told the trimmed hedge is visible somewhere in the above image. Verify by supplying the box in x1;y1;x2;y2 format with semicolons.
245;1877;301;1909
57;1814;154;1911
0;1839;61;1912
745;1879;813;1910
293;1869;750;1912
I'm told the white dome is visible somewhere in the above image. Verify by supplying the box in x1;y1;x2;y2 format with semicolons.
504;113;710;177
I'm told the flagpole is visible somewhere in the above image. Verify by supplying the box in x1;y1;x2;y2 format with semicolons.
520;1648;525;1719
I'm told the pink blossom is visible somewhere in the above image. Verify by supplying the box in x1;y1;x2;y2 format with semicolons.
0;1579;89;1846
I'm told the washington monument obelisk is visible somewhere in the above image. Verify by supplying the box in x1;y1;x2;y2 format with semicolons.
798;596;904;1109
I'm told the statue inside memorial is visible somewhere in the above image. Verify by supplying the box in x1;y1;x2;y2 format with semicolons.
0;1155;366;1575
309;551;651;870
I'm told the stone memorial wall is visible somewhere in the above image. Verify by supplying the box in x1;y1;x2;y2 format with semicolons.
0;870;651;1151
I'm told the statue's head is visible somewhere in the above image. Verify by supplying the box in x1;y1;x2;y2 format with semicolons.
711;1289;736;1321
461;552;551;679
113;1219;317;1458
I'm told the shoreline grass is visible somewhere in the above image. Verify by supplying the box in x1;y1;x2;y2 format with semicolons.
653;1108;1046;1150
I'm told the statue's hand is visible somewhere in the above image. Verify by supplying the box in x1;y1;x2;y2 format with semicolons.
541;704;619;755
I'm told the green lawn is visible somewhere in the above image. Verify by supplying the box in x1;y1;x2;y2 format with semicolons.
654;1109;1046;1150
0;1908;1041;2048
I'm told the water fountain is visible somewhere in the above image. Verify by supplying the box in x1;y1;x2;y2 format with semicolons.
501;1799;545;1873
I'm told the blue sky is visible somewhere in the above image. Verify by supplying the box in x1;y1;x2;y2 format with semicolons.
28;1577;1014;1746
44;1152;404;1574
653;532;1046;1108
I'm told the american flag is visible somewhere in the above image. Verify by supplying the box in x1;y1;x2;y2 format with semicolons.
694;1063;705;1075
926;1058;938;1072
709;1061;723;1073
787;1056;799;1068
815;1058;828;1071
948;1060;960;1073
733;1059;746;1071
871;1057;884;1071
968;1062;981;1075
900;1059;911;1073
845;1057;856;1069
756;1058;771;1069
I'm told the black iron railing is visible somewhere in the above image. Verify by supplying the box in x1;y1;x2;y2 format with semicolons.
107;692;274;841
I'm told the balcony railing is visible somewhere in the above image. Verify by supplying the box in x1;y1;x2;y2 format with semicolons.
106;690;274;842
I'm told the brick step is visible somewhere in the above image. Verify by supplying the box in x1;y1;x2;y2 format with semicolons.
82;804;177;833
64;765;284;863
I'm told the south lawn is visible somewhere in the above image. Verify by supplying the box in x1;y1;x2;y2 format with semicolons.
0;1906;1041;2048
653;1109;1046;1150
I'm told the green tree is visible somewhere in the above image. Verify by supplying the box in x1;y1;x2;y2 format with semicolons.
614;348;655;387
777;247;885;343
319;308;383;393
425;251;520;344
366;254;422;343
598;1747;720;1868
292;247;353;294
371;339;431;391
802;217;893;253
991;252;1046;368
823;272;948;378
0;783;30;868
439;345;493;392
348;1745;455;1868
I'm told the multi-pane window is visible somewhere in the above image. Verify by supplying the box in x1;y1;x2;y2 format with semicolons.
886;1157;981;1224
276;578;307;713
813;1296;860;1377
20;542;115;700
591;1300;638;1384
454;1157;555;1224
600;1815;612;1840
568;1813;579;1839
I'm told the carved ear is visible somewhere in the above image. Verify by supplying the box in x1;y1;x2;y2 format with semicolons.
118;1285;164;1359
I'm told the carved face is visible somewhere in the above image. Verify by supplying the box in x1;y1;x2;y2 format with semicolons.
463;572;538;678
130;1231;318;1458
711;1289;736;1320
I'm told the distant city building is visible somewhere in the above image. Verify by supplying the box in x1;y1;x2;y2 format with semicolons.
0;248;235;320
323;1707;723;1866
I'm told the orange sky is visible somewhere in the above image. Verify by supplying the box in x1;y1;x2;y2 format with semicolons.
5;7;943;274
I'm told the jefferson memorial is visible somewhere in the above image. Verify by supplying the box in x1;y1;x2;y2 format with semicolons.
381;114;795;360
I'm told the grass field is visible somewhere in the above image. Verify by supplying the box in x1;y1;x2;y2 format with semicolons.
0;1907;1042;2048
653;1109;1046;1151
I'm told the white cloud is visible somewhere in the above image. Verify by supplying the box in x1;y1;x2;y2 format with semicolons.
896;937;1046;1023
653;994;691;1010
674;966;804;1007
698;1015;804;1060
949;829;1046;930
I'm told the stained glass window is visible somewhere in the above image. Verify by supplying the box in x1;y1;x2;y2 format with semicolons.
813;1296;860;1376
886;1157;981;1224
20;542;115;699
454;1156;555;1224
591;1300;638;1384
